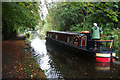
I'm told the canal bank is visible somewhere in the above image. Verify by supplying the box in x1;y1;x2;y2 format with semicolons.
2;35;46;79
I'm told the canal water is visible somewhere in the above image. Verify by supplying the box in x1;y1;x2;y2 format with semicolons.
29;37;120;79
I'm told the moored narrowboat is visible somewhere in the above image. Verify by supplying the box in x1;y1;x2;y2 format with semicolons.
46;31;118;62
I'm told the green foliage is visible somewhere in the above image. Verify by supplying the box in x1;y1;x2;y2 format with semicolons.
42;2;120;53
2;2;40;40
45;2;119;32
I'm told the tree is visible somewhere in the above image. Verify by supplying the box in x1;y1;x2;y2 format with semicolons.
2;2;40;40
45;2;120;32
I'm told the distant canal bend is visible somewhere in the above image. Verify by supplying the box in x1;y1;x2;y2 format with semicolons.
29;37;120;79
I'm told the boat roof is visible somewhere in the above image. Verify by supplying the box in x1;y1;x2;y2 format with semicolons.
47;31;86;36
47;31;78;34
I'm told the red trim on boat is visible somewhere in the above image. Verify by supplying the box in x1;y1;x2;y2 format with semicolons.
96;57;115;62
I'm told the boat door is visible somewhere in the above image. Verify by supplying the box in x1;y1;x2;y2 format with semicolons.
81;36;87;47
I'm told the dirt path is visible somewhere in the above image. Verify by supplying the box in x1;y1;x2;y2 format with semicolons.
2;36;46;79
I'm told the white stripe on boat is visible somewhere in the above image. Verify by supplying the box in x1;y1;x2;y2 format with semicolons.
96;53;116;57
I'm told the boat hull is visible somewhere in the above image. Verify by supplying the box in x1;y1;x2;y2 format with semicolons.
46;37;96;60
46;37;115;62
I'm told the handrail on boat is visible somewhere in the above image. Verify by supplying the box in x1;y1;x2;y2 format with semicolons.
94;40;113;42
94;40;114;49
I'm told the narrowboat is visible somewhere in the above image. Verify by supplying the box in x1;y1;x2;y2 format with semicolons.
46;31;119;62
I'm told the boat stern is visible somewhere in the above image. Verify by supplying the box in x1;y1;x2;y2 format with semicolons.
95;52;116;62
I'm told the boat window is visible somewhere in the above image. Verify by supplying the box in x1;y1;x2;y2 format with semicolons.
48;33;50;37
50;33;53;38
55;34;58;39
79;37;81;46
67;37;73;44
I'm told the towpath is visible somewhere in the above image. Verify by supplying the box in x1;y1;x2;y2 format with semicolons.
2;35;46;79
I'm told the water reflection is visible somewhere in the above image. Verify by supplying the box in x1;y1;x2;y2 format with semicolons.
95;62;110;71
30;37;63;78
30;37;120;79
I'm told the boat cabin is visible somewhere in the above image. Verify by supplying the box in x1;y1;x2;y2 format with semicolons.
47;31;91;49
